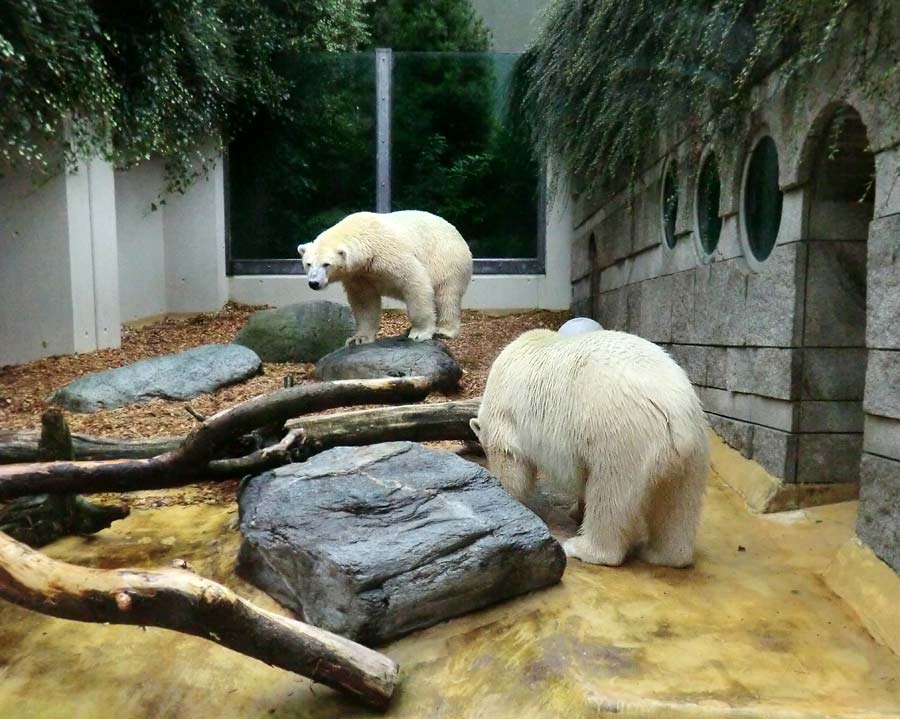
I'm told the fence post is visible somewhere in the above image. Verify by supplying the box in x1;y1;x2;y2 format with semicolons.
375;48;393;214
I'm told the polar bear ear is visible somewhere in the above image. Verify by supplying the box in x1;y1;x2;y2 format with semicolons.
337;247;349;263
469;418;482;440
296;242;312;259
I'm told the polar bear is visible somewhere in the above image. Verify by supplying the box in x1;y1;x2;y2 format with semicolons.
470;329;709;568
297;211;473;345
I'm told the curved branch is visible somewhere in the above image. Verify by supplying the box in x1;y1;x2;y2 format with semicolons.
0;531;398;709
0;377;434;499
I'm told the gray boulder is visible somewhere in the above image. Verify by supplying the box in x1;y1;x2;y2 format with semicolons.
234;301;354;363
50;344;261;413
315;337;462;391
237;442;566;645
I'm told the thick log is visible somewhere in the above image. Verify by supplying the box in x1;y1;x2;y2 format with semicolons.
0;411;129;545
0;377;434;499
1;398;484;465
288;398;480;450
0;432;180;464
0;531;398;709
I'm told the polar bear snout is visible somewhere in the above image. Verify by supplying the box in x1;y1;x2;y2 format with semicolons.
307;266;329;290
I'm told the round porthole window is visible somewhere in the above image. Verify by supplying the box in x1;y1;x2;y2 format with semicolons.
696;152;722;256
743;136;783;263
661;161;678;249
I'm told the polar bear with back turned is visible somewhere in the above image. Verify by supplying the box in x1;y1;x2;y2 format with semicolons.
470;329;709;567
298;211;473;345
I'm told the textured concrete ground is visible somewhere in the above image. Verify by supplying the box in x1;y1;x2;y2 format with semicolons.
0;449;898;718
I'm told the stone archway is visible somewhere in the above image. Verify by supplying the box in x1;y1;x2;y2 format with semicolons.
796;105;875;485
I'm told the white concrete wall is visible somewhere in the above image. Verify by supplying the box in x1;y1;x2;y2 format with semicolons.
0;167;75;366
1;150;230;366
163;158;228;314
0;155;121;367
116;160;166;322
66;157;121;352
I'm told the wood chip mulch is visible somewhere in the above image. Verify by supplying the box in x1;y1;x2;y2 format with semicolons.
0;304;567;509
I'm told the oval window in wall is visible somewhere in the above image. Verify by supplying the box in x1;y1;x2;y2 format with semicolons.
743;136;783;262
696;152;722;256
661;162;678;249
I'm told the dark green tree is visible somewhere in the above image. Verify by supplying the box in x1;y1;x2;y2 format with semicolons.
229;0;541;261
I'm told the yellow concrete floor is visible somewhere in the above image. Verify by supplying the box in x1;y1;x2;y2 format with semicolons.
0;475;898;718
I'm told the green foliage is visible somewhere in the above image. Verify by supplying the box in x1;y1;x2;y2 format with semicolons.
0;0;370;190
228;53;377;258
229;0;540;260
368;0;491;51
513;0;895;198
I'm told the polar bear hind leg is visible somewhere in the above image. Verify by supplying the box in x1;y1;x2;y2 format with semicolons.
402;265;437;341
434;280;464;339
563;459;650;566
639;453;706;568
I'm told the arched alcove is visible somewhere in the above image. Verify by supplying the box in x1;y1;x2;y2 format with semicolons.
798;104;875;485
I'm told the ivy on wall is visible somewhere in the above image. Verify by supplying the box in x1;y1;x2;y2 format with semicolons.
0;0;370;193
513;0;897;200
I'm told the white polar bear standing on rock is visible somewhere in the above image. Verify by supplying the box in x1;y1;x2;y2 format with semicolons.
470;329;709;568
297;211;473;346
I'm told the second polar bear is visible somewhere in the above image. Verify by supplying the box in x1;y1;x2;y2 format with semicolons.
297;211;473;345
470;329;709;567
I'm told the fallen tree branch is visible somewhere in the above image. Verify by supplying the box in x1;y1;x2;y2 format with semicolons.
0;530;398;709
0;377;434;499
0;432;180;464
0;411;129;545
207;429;305;477
288;398;480;451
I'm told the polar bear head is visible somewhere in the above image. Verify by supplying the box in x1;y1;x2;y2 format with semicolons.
297;213;378;289
296;240;348;290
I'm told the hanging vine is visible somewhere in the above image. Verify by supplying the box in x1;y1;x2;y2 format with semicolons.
513;0;897;200
0;0;371;194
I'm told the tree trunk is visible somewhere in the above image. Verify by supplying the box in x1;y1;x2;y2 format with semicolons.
0;531;398;709
0;411;129;545
1;399;483;465
0;377;434;499
0;433;180;464
289;398;480;451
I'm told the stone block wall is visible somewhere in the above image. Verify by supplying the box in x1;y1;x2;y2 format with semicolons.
568;2;900;572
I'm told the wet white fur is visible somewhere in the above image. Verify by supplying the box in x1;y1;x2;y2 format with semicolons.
470;329;709;567
297;211;473;345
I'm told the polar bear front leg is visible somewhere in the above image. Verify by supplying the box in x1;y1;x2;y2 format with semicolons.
402;265;437;342
344;281;382;346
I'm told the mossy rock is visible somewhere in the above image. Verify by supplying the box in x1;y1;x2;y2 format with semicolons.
234;301;355;363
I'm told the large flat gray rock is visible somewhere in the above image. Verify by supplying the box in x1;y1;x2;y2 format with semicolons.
237;442;566;645
234;301;355;362
50;344;260;412
315;337;462;391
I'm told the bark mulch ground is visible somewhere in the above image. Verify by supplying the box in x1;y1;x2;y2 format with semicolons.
0;304;567;508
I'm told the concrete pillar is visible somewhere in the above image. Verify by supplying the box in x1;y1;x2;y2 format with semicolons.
116;160;166;323
163;156;228;314
0;156;121;366
66;157;121;352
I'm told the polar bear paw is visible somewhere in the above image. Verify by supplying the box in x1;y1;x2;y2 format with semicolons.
434;325;460;339
563;536;627;566
346;333;375;347
407;327;436;342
